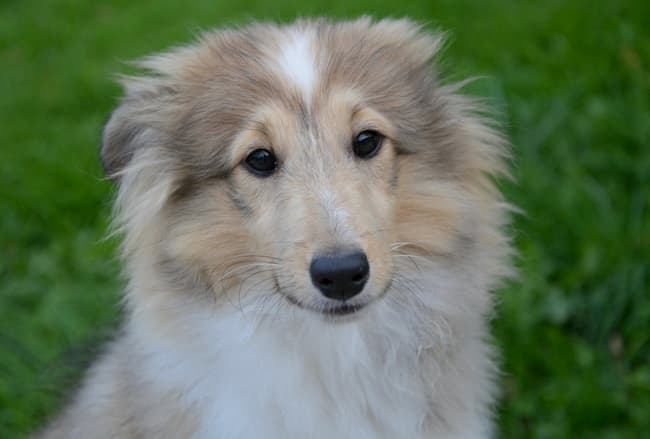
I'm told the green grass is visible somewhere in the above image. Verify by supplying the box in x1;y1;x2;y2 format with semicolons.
1;0;648;437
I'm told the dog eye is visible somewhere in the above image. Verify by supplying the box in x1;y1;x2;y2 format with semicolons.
243;148;278;177
352;130;383;159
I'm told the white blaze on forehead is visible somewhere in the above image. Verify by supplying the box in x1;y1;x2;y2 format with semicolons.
277;29;317;103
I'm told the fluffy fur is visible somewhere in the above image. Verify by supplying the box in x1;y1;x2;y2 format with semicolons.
38;17;512;439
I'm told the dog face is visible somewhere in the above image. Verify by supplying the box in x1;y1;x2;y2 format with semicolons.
103;18;508;321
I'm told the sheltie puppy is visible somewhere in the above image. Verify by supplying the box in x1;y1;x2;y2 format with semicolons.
38;17;512;439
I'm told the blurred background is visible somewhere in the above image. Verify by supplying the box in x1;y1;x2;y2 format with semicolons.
1;0;648;437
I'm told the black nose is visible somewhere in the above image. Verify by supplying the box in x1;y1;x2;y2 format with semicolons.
309;250;370;301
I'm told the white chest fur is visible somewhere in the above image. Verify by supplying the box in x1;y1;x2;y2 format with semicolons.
132;292;492;439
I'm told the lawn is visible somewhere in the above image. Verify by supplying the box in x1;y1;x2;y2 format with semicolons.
1;0;648;437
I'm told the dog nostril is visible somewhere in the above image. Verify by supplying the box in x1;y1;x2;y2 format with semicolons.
309;250;370;301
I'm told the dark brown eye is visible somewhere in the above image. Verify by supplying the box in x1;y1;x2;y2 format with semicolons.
352;130;383;159
243;148;277;177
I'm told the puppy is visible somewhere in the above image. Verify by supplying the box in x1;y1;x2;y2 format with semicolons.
38;17;512;439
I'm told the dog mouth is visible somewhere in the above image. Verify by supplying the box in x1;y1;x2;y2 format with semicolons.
283;293;367;317
323;303;365;316
272;274;393;319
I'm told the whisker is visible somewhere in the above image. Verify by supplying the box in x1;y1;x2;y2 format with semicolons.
390;241;434;256
391;272;426;307
232;268;281;312
220;262;281;283
391;251;422;273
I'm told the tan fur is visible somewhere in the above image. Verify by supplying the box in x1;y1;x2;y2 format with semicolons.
37;17;512;439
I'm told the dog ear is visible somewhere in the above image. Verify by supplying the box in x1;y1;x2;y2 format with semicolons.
100;103;139;179
100;79;177;181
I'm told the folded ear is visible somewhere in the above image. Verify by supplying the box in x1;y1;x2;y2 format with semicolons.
100;78;178;180
101;103;139;179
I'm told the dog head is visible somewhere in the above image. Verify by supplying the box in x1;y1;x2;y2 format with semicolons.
104;18;510;322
